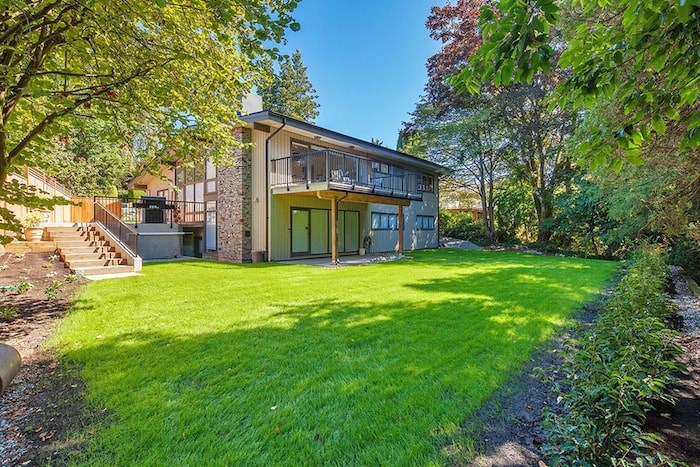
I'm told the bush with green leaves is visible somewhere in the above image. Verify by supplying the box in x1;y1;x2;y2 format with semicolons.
0;305;17;321
15;278;33;295
45;280;63;300
65;273;80;284
439;209;486;242
544;246;682;465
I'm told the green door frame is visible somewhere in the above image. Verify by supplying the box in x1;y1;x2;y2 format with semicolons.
289;206;360;257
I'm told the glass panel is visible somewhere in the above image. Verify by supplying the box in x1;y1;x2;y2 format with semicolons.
194;182;204;203
184;184;194;203
194;165;205;183
371;213;381;230
310;209;329;254
344;211;359;252
291;209;310;254
206;211;216;251
292;142;311;155
206;161;216;180
388;214;398;230
206;180;216;193
291;155;307;182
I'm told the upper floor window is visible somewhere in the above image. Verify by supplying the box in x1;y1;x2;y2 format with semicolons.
371;161;390;174
291;140;324;155
418;174;434;193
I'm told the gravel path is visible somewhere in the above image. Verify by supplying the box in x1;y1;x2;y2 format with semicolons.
669;266;700;336
440;237;483;250
642;266;700;464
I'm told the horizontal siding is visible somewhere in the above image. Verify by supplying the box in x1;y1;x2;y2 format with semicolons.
270;194;368;261
252;127;441;260
366;192;439;253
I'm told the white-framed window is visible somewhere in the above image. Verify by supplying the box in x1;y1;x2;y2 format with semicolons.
416;215;435;230
371;212;399;231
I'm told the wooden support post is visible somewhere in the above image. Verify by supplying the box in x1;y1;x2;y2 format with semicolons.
398;204;404;255
331;197;338;264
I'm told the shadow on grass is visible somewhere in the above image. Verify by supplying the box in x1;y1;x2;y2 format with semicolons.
60;291;578;465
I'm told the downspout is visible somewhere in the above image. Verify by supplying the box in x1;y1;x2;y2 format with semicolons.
265;118;286;261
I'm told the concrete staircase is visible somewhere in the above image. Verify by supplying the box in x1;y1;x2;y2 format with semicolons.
46;225;134;276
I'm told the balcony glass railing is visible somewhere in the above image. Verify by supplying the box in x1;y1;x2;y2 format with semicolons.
270;149;424;200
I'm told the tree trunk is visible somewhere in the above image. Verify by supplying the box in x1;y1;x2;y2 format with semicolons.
533;189;553;243
478;158;498;245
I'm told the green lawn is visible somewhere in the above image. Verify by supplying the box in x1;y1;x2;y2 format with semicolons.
52;249;616;465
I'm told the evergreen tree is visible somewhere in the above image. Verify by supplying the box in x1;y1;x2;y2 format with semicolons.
259;50;320;122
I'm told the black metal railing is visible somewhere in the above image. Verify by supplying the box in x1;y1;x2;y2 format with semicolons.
94;202;138;256
93;196;206;228
270;149;424;200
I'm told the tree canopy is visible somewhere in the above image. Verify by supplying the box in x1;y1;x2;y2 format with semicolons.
0;0;300;186
258;49;319;122
29;119;133;196
451;0;700;166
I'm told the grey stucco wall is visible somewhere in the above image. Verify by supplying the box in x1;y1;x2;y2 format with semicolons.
134;223;184;260
366;192;439;253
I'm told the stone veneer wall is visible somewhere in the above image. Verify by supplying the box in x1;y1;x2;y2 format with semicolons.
215;127;253;263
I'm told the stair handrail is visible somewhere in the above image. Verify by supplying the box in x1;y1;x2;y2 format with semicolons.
93;201;138;257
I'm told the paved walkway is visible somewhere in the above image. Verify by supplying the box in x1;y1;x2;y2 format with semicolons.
282;254;409;268
439;236;483;250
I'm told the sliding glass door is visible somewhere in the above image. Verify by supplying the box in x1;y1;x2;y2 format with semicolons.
290;207;360;257
291;208;310;255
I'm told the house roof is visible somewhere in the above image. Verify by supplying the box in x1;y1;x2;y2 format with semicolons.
241;110;451;176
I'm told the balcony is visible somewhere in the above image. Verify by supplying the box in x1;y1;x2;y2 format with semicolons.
270;149;426;201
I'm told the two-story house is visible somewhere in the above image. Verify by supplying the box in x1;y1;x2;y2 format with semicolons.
126;104;449;263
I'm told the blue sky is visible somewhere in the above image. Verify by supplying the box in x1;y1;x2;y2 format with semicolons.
278;1;441;149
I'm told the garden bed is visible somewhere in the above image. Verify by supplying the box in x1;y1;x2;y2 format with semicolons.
0;252;92;465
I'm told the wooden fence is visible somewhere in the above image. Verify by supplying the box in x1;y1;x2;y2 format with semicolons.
2;168;95;228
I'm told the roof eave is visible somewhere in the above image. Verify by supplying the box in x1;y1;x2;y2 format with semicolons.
241;110;451;175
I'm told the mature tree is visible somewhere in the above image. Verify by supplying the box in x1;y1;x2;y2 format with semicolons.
425;0;490;106
452;0;699;165
0;0;299;242
423;0;574;242
495;80;576;242
258;50;319;122
402;96;507;243
29;119;133;196
493;179;538;242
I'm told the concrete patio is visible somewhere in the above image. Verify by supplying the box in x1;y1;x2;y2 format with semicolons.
281;253;410;267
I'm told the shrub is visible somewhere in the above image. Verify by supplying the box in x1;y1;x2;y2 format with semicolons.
22;211;44;228
65;273;80;283
45;280;63;300
15;278;34;295
544;246;682;465
440;209;486;242
0;305;18;321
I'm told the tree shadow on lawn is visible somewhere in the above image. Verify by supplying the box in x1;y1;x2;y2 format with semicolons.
58;277;597;465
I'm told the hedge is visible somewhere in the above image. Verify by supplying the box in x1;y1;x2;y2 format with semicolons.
544;246;683;465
